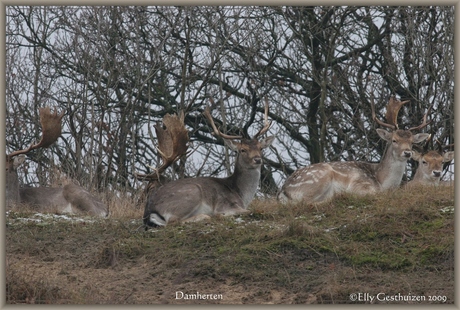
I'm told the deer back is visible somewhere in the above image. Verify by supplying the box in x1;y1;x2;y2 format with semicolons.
18;187;71;213
62;183;108;217
7;155;108;217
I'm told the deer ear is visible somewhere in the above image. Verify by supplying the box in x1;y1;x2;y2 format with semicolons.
411;151;422;161
13;154;26;168
260;136;275;149
223;138;240;151
376;128;392;141
443;151;455;163
413;133;430;144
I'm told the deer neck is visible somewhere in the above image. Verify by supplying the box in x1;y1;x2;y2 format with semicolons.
227;162;261;209
412;171;440;186
375;147;407;190
6;163;20;206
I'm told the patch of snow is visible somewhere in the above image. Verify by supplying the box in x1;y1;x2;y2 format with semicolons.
6;211;101;225
439;206;454;214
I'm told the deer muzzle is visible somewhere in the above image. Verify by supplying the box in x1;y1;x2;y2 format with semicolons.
253;157;262;165
403;150;412;159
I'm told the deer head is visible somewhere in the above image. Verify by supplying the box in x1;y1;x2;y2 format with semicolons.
412;150;454;182
411;137;455;185
372;96;430;162
204;97;273;171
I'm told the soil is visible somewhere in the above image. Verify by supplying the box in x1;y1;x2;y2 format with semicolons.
5;216;454;305
5;187;455;305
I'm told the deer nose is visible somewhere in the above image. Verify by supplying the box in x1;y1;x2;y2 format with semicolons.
253;157;262;165
433;171;441;178
403;151;412;158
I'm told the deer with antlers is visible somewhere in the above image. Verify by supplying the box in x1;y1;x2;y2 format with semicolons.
277;97;430;204
143;99;275;228
6;107;108;217
135;111;190;197
407;137;454;187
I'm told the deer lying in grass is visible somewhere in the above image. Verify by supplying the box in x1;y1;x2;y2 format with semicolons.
409;151;454;186
6;107;108;217
408;139;454;187
143;100;274;228
278;97;430;204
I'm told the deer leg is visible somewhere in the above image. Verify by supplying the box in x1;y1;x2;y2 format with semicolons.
182;214;212;223
218;207;250;216
145;212;167;228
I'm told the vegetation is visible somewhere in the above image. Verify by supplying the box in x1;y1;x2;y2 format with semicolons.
5;6;455;195
6;185;454;304
5;5;455;305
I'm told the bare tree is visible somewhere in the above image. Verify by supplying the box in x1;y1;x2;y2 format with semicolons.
6;6;454;197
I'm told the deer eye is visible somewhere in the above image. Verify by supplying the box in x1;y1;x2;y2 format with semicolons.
240;149;247;153
392;139;397;143
422;160;427;165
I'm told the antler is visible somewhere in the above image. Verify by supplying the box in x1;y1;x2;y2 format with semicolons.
435;138;443;154
407;104;433;131
204;98;243;140
426;134;434;152
7;107;64;159
134;112;189;184
204;97;272;140
435;138;454;153
371;96;408;130
154;112;189;175
253;97;272;139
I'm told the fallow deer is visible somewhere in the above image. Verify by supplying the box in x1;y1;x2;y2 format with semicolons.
143;100;275;228
408;139;454;187
277;97;430;204
6;107;108;217
409;151;454;186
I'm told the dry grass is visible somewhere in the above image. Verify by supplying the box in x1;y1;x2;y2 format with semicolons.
5;184;455;304
105;188;145;219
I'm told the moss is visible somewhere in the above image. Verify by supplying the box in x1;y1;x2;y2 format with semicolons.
348;251;413;270
418;246;454;265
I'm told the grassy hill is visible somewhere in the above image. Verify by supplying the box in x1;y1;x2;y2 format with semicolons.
5;184;455;304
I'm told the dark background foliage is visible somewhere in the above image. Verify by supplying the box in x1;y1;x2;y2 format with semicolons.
5;6;455;196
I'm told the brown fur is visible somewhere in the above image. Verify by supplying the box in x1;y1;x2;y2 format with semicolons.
408;150;454;186
143;136;275;227
278;129;429;204
6;155;108;217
